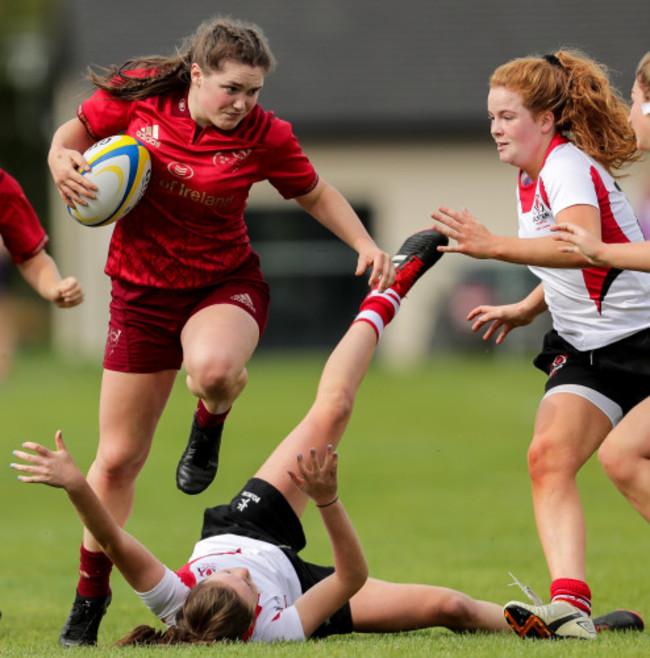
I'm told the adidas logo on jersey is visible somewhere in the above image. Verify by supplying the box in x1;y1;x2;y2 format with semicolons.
136;124;161;148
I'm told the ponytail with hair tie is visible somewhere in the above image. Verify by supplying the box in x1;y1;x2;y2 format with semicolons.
543;54;563;69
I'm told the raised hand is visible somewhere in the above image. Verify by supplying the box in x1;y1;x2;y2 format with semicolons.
288;445;338;507
11;430;84;490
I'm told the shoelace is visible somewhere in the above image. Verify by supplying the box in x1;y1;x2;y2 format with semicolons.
507;571;543;605
394;257;424;291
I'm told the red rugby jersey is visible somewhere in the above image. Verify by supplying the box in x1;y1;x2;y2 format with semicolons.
0;169;48;263
78;82;318;289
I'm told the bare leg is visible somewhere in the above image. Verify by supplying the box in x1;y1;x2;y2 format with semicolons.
83;369;177;552
176;304;261;494
254;230;467;636
254;321;378;517
528;393;611;581
181;304;260;414
350;578;509;633
256;228;447;516
599;397;650;522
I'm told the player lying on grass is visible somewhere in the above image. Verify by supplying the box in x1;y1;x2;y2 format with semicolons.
11;228;507;643
11;228;639;644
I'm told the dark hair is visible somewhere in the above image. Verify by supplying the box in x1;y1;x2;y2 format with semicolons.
113;580;255;646
490;48;638;174
636;52;650;99
87;16;275;101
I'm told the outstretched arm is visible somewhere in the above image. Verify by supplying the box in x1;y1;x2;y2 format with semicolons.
295;178;395;291
11;431;164;592
431;204;599;268
17;251;84;308
288;447;368;638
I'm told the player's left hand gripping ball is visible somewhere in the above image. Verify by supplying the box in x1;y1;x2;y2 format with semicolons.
67;134;151;227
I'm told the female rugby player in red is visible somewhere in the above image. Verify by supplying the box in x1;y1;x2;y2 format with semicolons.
0;168;83;311
47;17;393;646
432;50;650;640
0;168;84;380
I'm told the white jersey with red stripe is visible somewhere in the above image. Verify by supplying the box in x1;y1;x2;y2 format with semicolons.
517;136;650;351
136;534;305;642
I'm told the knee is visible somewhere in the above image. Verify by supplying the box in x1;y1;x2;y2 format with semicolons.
93;446;148;489
527;435;552;482
527;433;576;484
597;437;616;475
598;437;633;488
425;591;477;630
186;355;247;401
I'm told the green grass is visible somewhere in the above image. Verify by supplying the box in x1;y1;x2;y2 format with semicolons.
0;348;648;656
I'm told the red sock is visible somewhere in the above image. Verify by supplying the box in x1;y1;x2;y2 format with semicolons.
195;399;230;429
76;544;113;598
352;288;401;340
551;578;592;616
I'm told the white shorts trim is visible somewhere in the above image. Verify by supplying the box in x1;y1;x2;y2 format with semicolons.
543;384;622;427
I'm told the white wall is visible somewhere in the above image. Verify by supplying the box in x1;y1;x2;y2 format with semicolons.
247;139;520;365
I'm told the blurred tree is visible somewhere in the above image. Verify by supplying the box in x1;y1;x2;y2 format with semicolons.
0;0;66;291
0;0;66;211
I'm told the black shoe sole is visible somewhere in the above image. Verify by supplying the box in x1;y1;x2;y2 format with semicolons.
505;606;554;639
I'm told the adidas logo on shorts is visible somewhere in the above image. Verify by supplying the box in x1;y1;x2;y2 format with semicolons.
230;293;256;313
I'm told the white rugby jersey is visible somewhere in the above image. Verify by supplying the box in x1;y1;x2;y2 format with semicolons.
518;135;650;351
136;534;305;642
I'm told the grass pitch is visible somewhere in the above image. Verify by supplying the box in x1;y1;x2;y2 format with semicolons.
0;348;648;656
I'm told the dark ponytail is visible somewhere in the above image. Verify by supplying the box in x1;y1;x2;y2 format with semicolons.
87;16;275;101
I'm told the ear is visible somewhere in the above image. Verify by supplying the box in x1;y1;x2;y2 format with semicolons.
190;63;202;86
539;110;556;134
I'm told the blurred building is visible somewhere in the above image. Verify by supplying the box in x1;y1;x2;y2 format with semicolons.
40;0;650;364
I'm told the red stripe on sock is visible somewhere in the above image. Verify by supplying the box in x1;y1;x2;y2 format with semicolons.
358;292;399;326
551;578;592;616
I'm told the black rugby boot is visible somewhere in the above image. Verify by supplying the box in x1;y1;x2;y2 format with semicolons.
176;414;224;495
59;591;111;647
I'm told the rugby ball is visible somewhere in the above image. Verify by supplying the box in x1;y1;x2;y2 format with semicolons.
67;134;151;227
